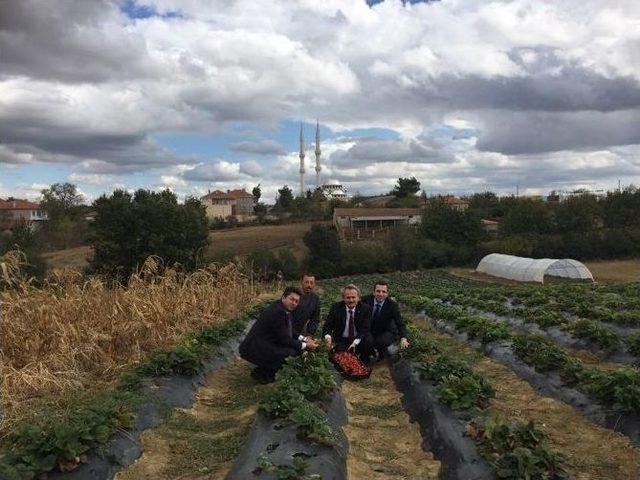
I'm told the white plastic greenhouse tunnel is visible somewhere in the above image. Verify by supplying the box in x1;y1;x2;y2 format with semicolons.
476;253;595;284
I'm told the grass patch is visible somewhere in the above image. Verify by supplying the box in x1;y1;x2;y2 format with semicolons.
351;402;403;420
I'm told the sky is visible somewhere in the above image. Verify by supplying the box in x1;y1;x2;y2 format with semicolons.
2;0;640;204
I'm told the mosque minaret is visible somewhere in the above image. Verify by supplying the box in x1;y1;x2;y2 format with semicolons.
298;123;305;197
314;120;322;189
297;120;348;200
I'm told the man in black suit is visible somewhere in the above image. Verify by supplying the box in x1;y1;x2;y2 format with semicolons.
240;286;319;383
322;284;373;364
291;273;320;337
361;281;409;360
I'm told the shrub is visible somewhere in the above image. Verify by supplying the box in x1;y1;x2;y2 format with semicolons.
89;189;209;280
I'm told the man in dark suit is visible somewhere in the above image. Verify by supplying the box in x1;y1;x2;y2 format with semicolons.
240;286;318;383
361;281;409;360
291;273;320;337
322;284;373;364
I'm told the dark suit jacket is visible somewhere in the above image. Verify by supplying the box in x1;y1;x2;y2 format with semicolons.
239;301;303;368
291;292;320;336
361;295;407;339
322;300;371;342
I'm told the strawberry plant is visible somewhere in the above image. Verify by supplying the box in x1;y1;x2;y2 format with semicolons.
436;374;495;410
627;333;640;356
470;419;568;480
562;319;620;352
254;454;320;480
580;367;640;413
512;335;582;383
260;349;337;445
418;356;494;410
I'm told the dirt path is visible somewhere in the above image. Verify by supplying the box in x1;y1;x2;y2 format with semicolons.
415;317;640;480
116;359;267;480
341;362;441;480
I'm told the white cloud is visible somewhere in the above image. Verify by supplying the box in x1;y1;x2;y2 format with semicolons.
68;173;114;185
3;0;640;198
160;175;187;188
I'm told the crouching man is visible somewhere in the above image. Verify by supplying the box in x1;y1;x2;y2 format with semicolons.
362;281;409;360
240;286;318;383
323;284;373;365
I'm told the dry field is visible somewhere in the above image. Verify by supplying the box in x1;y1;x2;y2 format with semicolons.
584;259;640;283
43;221;324;271
206;221;326;260
42;245;92;271
0;255;260;437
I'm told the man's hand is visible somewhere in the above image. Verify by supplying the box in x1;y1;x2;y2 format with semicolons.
400;337;410;350
306;338;319;351
347;341;357;352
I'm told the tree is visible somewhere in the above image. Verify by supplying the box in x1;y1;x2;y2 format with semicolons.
391;177;421;198
386;195;422;208
500;199;554;235
420;201;485;246
276;185;294;210
39;182;87;249
601;186;640;228
89;189;209;280
554;194;602;233
303;224;341;277
252;184;261;203
40;182;83;222
469;191;500;218
253;202;268;222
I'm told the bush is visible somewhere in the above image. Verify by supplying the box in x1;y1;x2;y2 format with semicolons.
303;224;341;278
248;248;301;280
0;221;47;281
339;241;392;275
89;189;209;280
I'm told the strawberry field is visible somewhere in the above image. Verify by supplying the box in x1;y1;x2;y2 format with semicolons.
318;271;640;479
3;269;640;480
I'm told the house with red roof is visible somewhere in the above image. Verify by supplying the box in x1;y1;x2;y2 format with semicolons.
0;199;47;230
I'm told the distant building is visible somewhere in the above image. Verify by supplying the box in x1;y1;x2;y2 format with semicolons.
437;195;470;211
334;207;422;240
297;120;351;200
481;219;500;234
200;189;255;221
320;183;349;201
546;189;606;202
0;199;47;230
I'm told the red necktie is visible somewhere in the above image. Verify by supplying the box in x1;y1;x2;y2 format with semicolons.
348;308;355;338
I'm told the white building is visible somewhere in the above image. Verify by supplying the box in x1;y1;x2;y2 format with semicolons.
298;120;350;200
321;183;349;200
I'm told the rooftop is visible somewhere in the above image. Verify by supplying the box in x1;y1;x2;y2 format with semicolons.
201;189;253;200
0;199;42;210
334;207;423;217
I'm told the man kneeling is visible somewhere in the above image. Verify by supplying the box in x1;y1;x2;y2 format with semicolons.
323;284;373;365
362;281;409;360
240;286;318;383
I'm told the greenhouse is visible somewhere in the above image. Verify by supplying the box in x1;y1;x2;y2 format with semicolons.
476;253;595;283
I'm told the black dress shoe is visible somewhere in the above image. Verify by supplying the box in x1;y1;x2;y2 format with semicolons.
251;368;275;384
